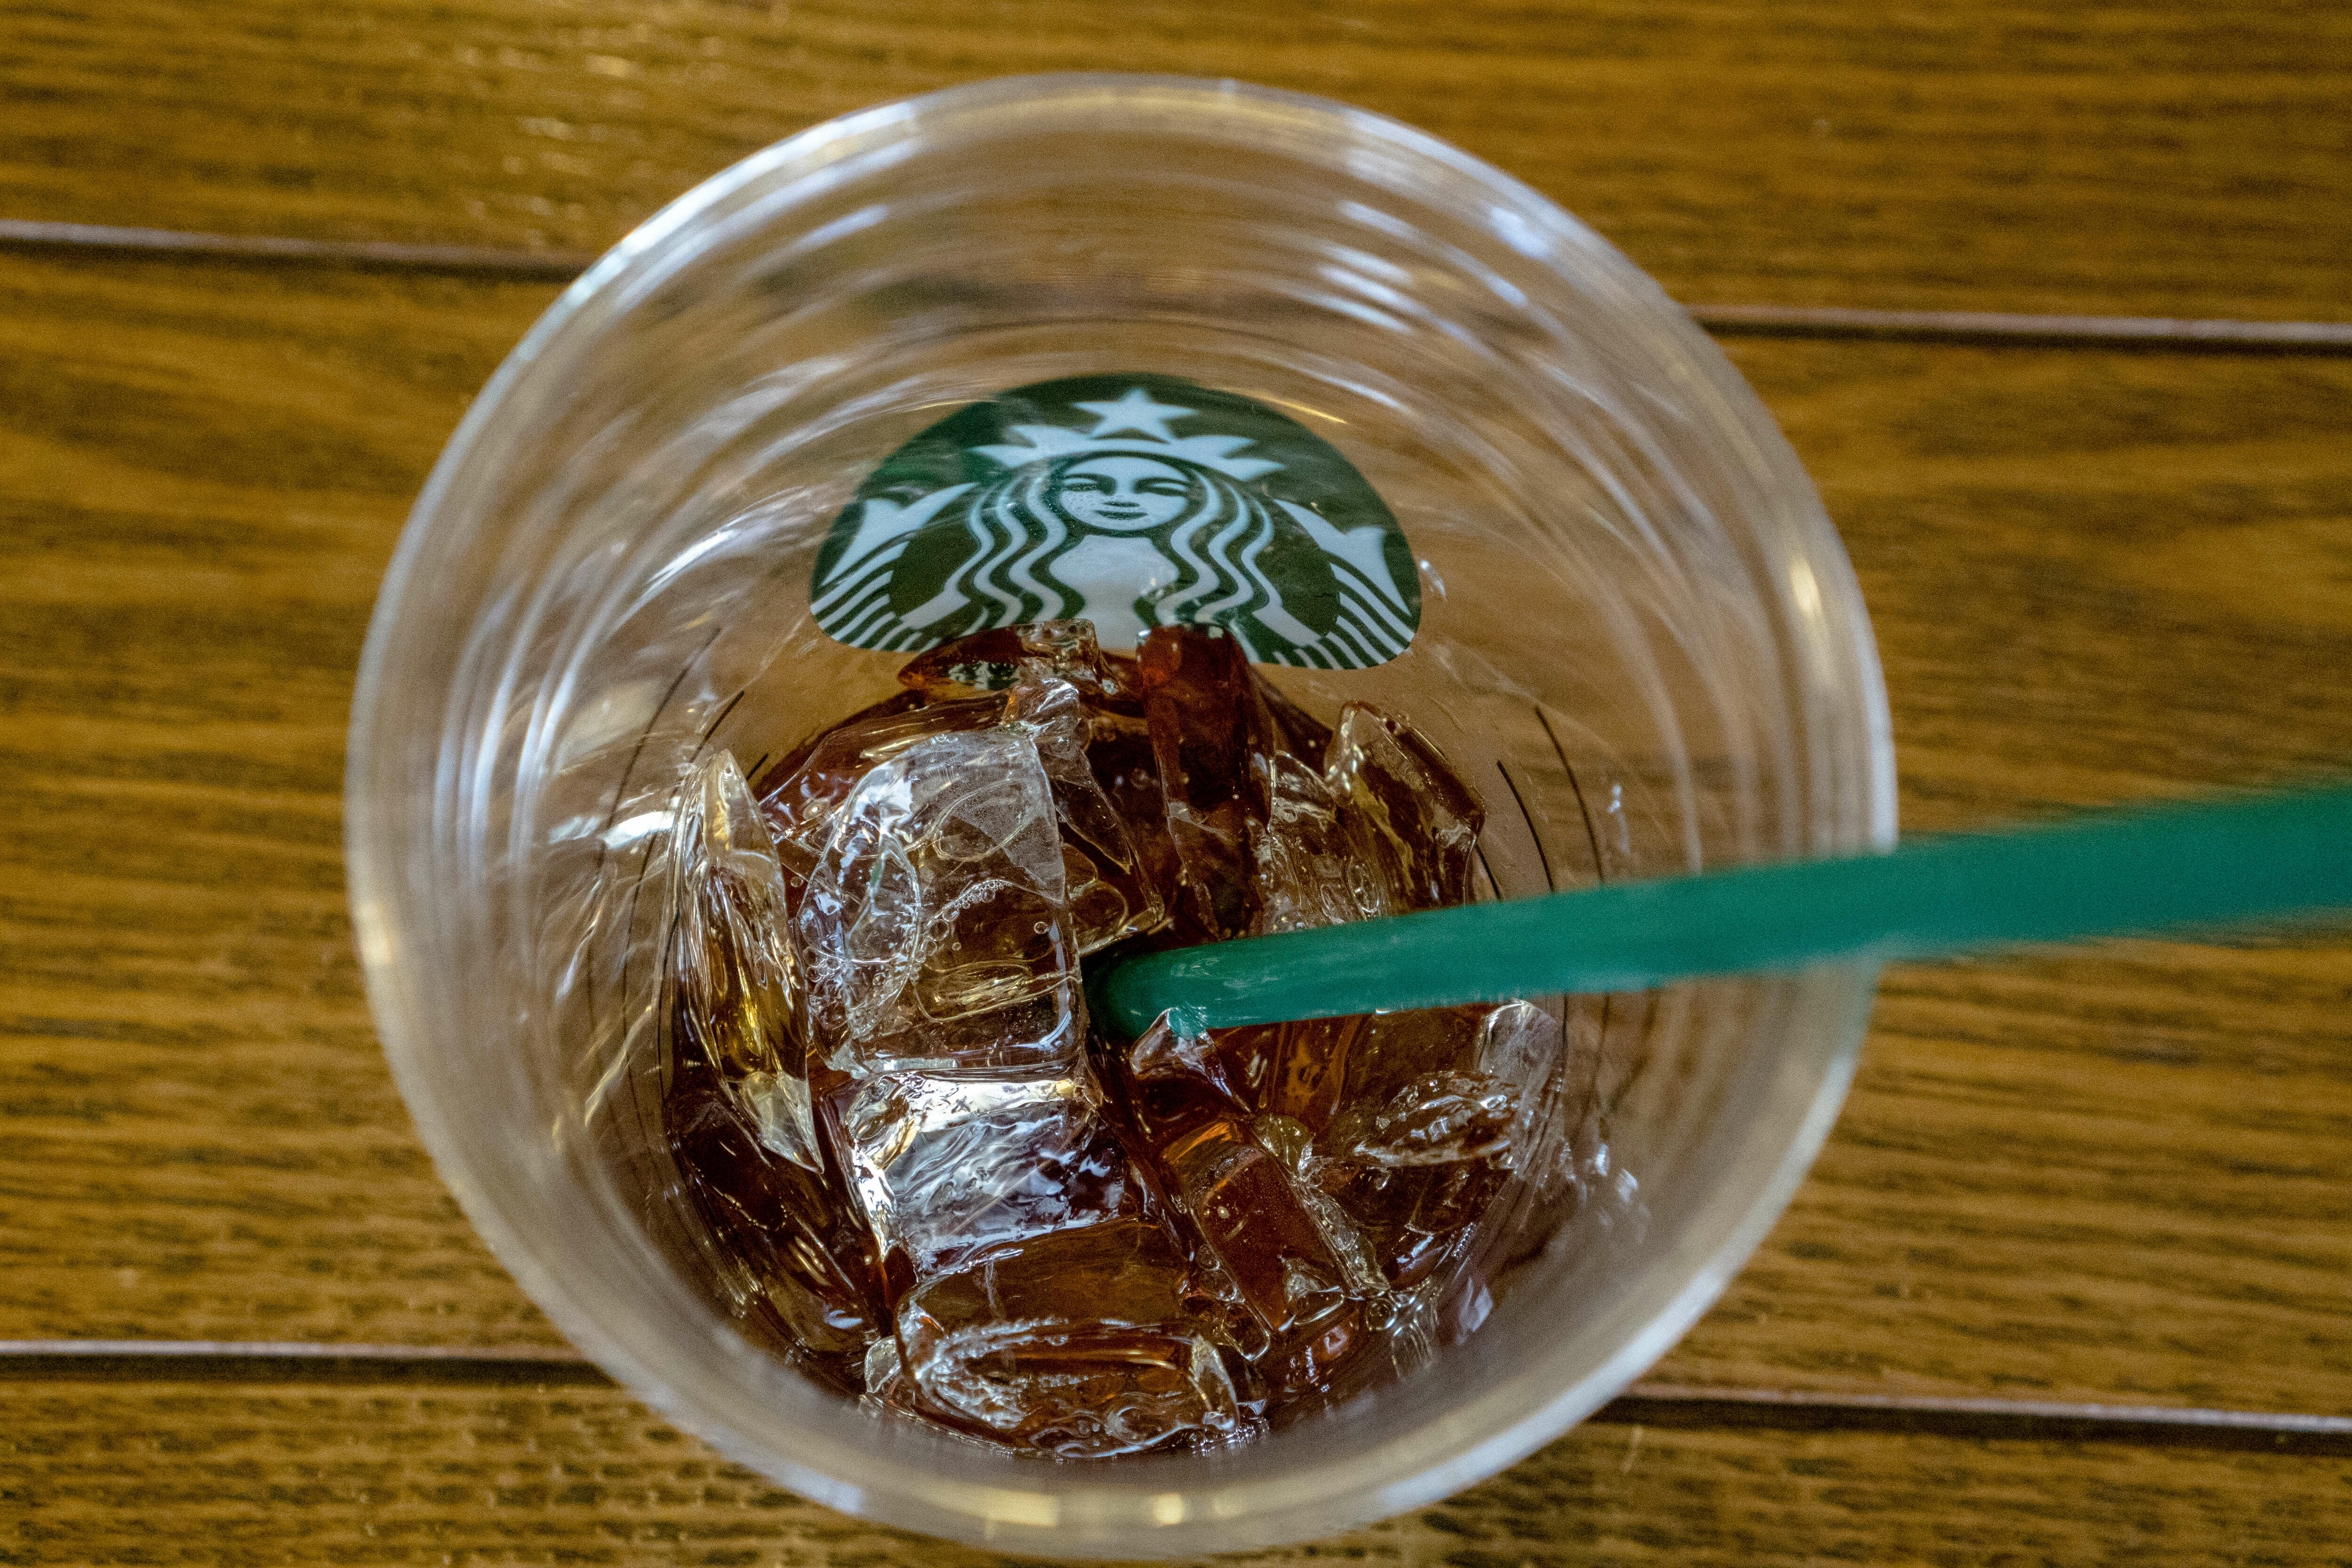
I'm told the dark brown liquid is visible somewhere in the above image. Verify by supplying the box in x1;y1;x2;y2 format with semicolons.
658;621;1557;1456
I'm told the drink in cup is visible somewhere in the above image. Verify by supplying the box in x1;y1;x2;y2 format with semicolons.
349;74;1891;1556
669;610;1568;1455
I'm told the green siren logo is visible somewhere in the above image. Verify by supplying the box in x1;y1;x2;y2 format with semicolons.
810;374;1421;669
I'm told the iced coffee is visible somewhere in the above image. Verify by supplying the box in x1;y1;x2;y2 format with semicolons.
661;621;1558;1457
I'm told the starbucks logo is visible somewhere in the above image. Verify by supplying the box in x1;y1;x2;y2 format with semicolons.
810;374;1421;669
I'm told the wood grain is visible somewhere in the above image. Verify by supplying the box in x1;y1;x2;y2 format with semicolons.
1;1375;2347;1566
1679;338;2352;1410
0;252;563;1349
3;249;2351;1422
4;1;2350;321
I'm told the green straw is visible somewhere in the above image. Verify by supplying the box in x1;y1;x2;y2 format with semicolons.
1091;783;2352;1038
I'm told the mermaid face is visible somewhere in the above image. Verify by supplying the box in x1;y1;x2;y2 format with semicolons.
1051;456;1192;533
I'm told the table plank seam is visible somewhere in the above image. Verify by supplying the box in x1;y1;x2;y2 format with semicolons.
6;218;2350;355
4;1342;2345;1452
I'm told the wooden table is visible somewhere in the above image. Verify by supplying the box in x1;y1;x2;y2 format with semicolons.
5;4;2350;1561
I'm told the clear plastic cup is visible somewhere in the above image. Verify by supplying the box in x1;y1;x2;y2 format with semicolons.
347;73;1893;1558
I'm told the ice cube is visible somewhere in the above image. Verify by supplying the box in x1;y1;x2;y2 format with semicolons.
898;620;1143;709
1232;707;1495;1139
1121;1009;1369;1144
1139;627;1280;940
736;1068;821;1173
1255;1014;1362;1131
895;1219;1245;1458
753;691;1007;880
1140;1007;1488;1144
1324;702;1484;915
671;751;805;1094
1475;997;1566;1121
664;1031;883;1364
830;1068;1140;1280
863;1331;906;1403
1261;676;1335;762
1111;1020;1381;1394
833;1059;1244;1457
1249;751;1360;936
1128;1014;1285;1114
1003;674;1167;952
796;728;1084;1075
1334;1004;1492;1116
1310;1001;1564;1288
662;752;882;1358
1081;708;1179;907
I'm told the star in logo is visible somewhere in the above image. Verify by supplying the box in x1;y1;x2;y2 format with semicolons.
1074;387;1195;444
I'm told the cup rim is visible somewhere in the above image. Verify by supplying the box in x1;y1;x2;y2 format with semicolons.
349;70;1895;1558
